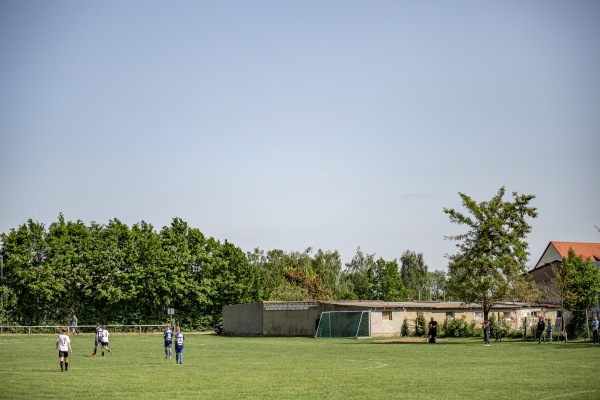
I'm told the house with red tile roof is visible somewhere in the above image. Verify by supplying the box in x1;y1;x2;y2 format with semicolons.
531;241;600;270
527;241;600;315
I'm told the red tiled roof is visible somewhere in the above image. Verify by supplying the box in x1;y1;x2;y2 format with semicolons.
551;241;600;262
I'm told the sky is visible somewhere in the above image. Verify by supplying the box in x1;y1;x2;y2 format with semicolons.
1;1;599;271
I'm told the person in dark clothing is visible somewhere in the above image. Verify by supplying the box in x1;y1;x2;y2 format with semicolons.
537;317;546;344
427;317;438;343
482;321;490;346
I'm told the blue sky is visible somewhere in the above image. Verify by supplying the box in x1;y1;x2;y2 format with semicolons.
1;1;599;271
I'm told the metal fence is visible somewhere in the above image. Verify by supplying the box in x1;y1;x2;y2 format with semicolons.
0;324;166;335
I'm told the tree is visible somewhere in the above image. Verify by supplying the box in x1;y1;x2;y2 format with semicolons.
371;258;409;301
425;270;447;301
559;249;600;338
444;186;538;322
342;248;377;300
400;250;428;300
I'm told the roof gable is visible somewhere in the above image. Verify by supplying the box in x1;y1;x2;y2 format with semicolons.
534;241;600;269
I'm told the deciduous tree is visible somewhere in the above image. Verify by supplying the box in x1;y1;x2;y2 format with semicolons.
444;187;538;321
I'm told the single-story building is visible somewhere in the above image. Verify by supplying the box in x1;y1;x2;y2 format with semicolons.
222;300;558;337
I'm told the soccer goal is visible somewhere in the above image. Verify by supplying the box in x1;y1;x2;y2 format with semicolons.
315;311;371;339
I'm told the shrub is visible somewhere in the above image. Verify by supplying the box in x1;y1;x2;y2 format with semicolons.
401;319;410;337
443;316;464;337
416;315;427;336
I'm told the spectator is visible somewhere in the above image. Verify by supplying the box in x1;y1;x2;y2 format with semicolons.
537;317;546;344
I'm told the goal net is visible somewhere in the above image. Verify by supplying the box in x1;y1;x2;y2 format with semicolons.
315;311;371;338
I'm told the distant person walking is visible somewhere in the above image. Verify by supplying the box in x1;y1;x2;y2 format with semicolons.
482;320;490;346
174;326;184;364
428;317;438;343
537;317;546;344
164;323;173;359
92;323;102;356
101;325;112;356
56;327;72;372
71;314;79;334
592;316;599;344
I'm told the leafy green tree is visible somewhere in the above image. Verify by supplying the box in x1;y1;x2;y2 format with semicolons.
400;250;428;300
0;219;51;324
444;186;538;322
372;258;409;301
343;247;376;299
312;249;342;294
425;270;447;301
559;249;600;338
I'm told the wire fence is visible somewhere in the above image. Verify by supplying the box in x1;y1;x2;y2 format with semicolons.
0;324;166;335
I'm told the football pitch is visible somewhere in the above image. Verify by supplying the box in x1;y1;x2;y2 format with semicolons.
1;333;598;400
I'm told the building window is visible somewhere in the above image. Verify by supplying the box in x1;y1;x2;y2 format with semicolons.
382;311;392;321
474;312;483;319
446;312;454;319
531;311;538;317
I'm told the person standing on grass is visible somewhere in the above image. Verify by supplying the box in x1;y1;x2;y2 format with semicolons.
71;314;79;334
482;320;490;346
592;316;599;344
428;317;438;343
92;323;102;356
101;325;112;356
174;326;184;364
537;317;546;344
56;327;72;372
164;323;173;359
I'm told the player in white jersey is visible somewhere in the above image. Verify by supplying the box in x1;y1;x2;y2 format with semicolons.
56;327;72;372
101;325;112;356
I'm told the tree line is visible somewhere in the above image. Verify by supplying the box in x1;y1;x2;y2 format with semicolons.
0;214;445;329
2;187;597;337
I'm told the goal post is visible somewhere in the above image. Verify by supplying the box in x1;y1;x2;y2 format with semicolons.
315;311;371;339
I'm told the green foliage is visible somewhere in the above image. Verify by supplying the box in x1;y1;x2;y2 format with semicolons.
559;249;600;339
400;250;428;300
401;319;410;336
0;215;267;329
488;313;511;336
416;315;427;336
444;187;537;320
441;316;479;338
372;258;409;301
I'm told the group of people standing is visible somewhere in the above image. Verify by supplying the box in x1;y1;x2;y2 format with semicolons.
163;323;185;364
55;320;186;372
92;323;112;356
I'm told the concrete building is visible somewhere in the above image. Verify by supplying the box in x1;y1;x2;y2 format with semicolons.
222;300;557;337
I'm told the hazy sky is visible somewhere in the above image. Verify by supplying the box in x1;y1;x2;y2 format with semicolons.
1;1;599;271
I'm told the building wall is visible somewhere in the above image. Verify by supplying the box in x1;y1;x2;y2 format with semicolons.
262;302;319;336
370;311;403;337
222;302;560;337
223;302;263;336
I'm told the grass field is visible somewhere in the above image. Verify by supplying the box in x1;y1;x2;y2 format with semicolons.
1;333;599;400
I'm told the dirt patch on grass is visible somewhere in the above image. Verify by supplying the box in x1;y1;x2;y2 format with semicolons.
375;337;445;343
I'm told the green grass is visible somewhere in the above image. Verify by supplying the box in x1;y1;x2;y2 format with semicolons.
1;333;599;399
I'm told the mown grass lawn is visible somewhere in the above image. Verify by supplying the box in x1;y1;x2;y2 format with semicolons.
1;333;598;399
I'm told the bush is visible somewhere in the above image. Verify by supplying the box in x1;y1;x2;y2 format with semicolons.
443;316;468;337
416;315;427;336
401;319;410;337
